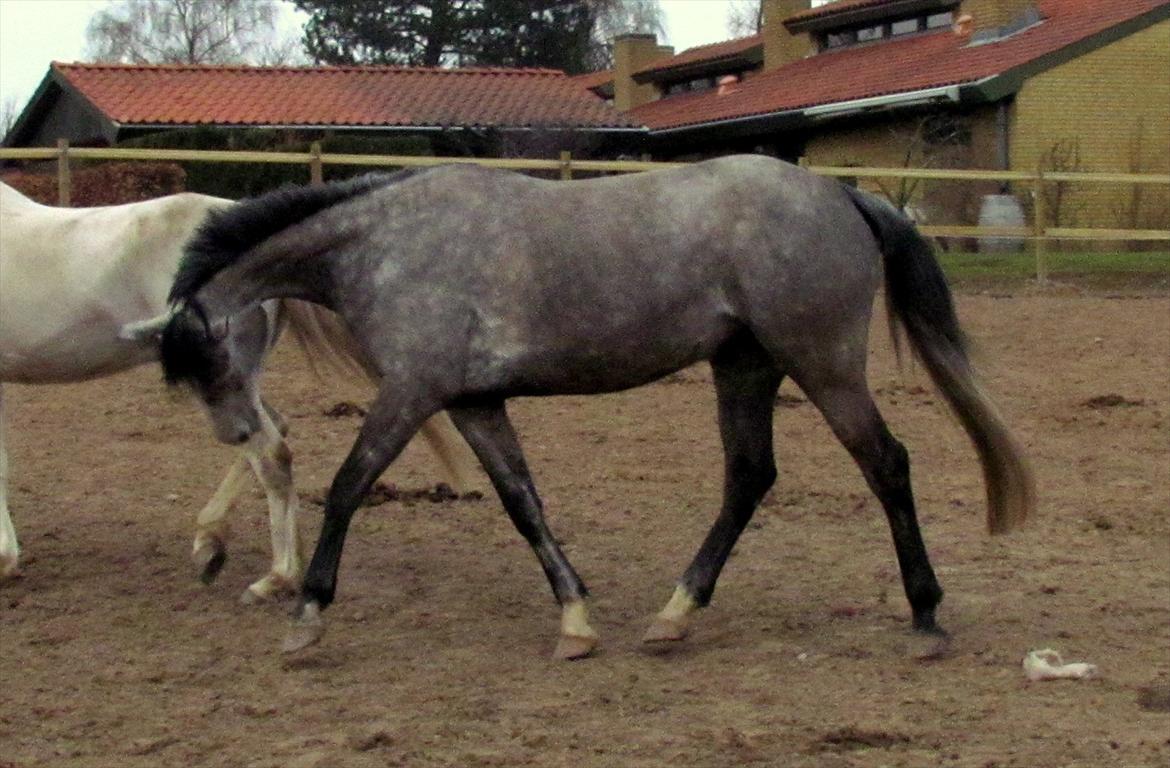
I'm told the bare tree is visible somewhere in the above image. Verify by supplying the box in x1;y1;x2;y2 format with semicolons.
589;0;666;67
85;0;305;65
591;0;665;39
874;113;972;211
1038;138;1085;229
727;0;763;37
1;95;21;144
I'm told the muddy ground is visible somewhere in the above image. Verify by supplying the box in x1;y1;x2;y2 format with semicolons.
1;293;1167;768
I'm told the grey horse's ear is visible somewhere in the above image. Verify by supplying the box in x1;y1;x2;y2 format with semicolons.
119;309;177;343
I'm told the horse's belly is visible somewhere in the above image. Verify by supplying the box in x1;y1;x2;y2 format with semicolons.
472;317;736;397
0;324;155;383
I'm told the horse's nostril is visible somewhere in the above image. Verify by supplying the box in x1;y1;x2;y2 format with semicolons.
234;430;251;445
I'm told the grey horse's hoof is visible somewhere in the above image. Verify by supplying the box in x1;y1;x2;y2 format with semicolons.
282;603;325;653
642;616;689;644
553;634;598;661
908;628;952;661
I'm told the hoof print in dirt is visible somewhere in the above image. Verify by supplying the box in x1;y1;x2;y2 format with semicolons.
818;727;911;753
1081;393;1145;409
310;481;485;508
323;401;367;418
1137;684;1170;712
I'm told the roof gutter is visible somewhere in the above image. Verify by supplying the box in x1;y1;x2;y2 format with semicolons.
649;83;963;137
115;122;648;134
802;84;961;118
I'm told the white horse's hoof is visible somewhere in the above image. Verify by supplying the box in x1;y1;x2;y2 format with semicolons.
282;602;325;653
241;574;298;605
193;542;227;585
1;558;22;582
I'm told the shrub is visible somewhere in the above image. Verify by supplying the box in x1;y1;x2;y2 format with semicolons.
1;162;185;206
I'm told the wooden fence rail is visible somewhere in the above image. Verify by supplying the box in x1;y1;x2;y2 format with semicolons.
2;143;1166;283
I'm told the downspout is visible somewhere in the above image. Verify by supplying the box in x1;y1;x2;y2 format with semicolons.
996;99;1011;193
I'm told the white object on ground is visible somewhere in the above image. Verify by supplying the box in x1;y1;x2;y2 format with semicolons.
1023;648;1099;682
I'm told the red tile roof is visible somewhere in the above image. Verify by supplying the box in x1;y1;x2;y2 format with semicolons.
51;63;641;130
636;34;764;79
630;0;1167;131
571;69;615;93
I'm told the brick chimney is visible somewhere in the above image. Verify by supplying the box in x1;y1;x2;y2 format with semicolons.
961;0;1037;31
613;34;671;112
762;0;812;71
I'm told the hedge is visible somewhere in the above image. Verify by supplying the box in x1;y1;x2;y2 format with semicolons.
1;162;186;206
117;128;435;199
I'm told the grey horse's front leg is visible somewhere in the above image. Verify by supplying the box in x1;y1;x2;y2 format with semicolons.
284;386;438;653
447;402;598;660
645;337;781;645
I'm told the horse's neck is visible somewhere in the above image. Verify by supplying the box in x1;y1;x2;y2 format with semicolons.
199;248;338;321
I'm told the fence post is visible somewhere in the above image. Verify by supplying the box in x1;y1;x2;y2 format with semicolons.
1032;162;1047;284
559;150;572;181
309;141;324;186
56;138;71;207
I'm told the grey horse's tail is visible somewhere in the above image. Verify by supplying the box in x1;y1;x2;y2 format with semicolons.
842;185;1034;534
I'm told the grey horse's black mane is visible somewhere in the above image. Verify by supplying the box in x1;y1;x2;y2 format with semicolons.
168;168;426;305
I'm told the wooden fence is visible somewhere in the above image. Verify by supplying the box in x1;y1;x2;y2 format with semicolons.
2;141;1167;283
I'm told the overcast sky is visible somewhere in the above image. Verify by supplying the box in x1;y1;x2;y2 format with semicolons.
0;0;741;114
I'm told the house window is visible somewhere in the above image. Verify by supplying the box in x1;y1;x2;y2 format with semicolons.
926;12;954;29
664;76;720;97
825;30;856;48
891;18;920;35
817;5;957;52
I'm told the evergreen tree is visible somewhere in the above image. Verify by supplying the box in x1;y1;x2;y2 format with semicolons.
473;1;596;73
294;0;661;72
295;0;472;67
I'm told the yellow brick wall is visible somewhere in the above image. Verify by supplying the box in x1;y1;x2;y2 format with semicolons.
802;109;997;225
1012;19;1170;231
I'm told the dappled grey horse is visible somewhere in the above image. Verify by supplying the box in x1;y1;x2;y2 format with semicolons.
159;157;1033;659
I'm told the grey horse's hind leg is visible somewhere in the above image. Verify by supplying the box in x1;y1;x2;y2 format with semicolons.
646;334;781;644
447;402;598;660
802;380;945;637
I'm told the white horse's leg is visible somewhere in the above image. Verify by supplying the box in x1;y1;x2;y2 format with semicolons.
418;411;481;493
0;384;21;580
192;455;250;583
238;406;302;604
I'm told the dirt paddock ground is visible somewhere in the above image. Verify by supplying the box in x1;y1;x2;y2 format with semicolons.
2;292;1167;768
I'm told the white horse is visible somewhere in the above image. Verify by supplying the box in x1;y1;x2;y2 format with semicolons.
0;181;476;600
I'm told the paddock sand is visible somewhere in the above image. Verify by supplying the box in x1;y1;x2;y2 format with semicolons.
1;293;1168;768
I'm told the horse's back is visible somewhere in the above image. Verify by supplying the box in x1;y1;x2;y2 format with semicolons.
0;191;230;383
314;156;881;396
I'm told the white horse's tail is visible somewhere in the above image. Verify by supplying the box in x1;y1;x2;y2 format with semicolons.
280;300;480;492
280;299;372;385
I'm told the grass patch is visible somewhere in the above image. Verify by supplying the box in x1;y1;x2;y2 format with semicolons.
937;250;1170;292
